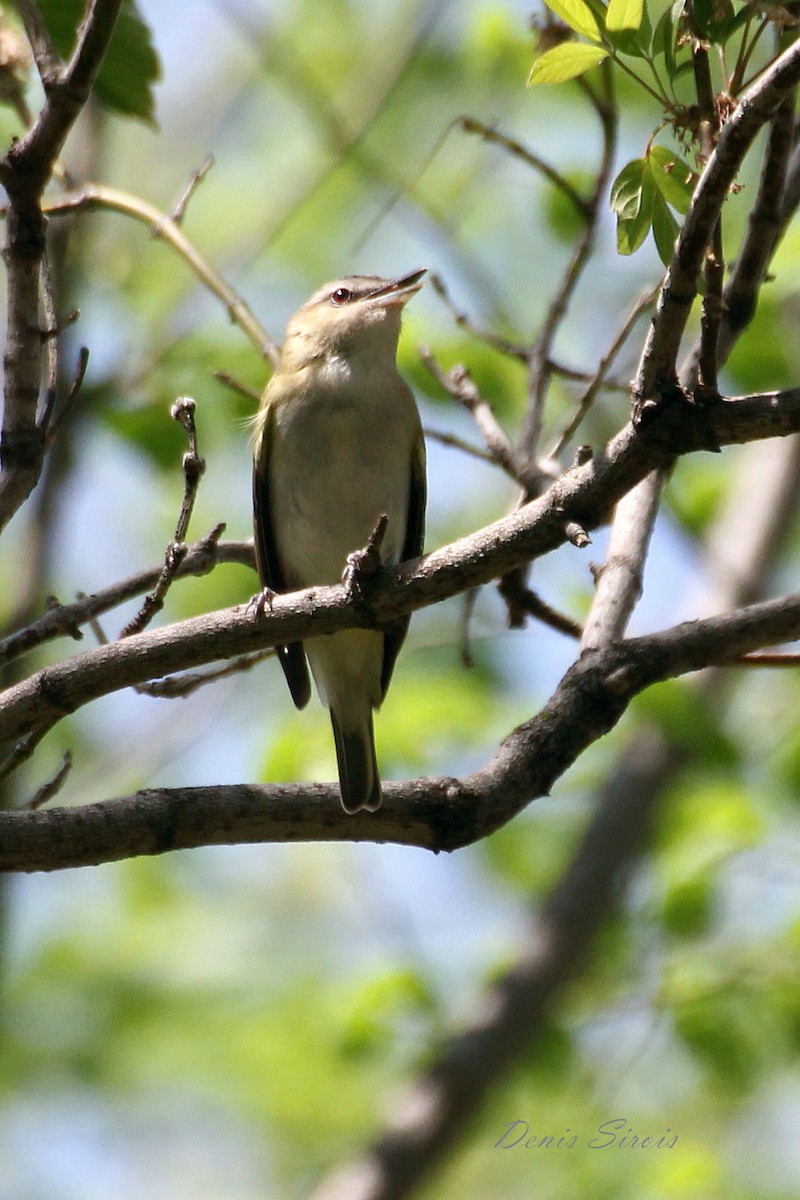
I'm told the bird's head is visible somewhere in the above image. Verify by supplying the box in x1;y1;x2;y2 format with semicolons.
281;269;426;368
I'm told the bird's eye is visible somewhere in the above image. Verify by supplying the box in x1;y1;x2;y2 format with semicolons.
330;287;353;305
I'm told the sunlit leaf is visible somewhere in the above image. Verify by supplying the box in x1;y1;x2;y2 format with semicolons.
606;0;644;34
528;42;608;86
542;0;602;42
648;143;696;214
610;157;655;254
606;1;652;57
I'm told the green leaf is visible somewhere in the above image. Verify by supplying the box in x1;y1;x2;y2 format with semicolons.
606;0;644;34
611;157;658;254
648;143;696;214
542;0;602;41
651;192;680;266
610;157;647;218
652;5;676;75
37;0;161;124
527;42;608;86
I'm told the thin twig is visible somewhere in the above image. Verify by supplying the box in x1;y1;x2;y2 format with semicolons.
581;468;668;652
43;183;280;366
549;287;657;458
429;273;528;361
459;588;479;667
721;93;795;347
692;35;725;394
120;399;206;638
422;427;497;466
21;752;73;810
0;526;246;666
497;570;583;638
213;370;261;404
456;116;592;219
419;345;537;491
634;37;800;402
12;0;61;82
519;62;617;459
0;0;123;536
46;346;90;441
134;650;273;698
168;154;214;225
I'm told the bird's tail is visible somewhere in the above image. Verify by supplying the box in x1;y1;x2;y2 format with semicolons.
330;708;381;814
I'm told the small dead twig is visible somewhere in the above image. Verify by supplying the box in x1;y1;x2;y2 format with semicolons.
457;116;592;220
419;345;542;493
519;64;617;459
497;569;583;638
120;397;206;638
0;525;238;667
459;587;479;668
549;287;657;458
429;273;527;362
42;344;89;441
21;751;73;810
214;370;261;404
134;650;274;698
422;427;497;467
168;154;214;226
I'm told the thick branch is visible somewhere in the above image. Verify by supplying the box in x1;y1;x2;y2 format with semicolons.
0;389;799;756
0;0;123;534
2;589;800;872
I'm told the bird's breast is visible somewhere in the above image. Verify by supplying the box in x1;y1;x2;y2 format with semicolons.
268;374;417;588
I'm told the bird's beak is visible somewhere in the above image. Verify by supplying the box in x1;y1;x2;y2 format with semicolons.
365;268;427;308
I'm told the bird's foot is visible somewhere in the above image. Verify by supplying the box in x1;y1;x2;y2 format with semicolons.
246;586;277;620
344;514;389;601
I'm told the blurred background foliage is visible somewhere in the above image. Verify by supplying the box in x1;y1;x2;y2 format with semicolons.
1;1;800;1198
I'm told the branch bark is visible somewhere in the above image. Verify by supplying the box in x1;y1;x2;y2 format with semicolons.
2;587;800;872
0;0;123;534
1;388;799;763
634;37;800;400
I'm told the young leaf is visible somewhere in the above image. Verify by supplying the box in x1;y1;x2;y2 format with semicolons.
651;191;680;266
648;144;696;214
610;157;647;218
527;42;608;86
606;0;644;35
604;4;652;59
652;5;676;76
610;158;655;254
542;0;602;42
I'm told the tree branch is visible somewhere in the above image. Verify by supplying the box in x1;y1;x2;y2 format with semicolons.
634;37;800;401
0;0;123;535
43;182;280;364
2;588;800;872
0;387;798;760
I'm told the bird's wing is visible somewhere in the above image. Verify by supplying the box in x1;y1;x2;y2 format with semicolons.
380;427;426;700
252;402;312;709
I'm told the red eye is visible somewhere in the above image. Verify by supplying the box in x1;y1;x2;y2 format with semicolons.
330;287;353;305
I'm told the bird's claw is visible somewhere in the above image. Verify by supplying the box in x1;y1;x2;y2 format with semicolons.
344;515;389;601
246;586;277;620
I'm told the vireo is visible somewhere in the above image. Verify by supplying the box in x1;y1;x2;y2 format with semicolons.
252;270;427;813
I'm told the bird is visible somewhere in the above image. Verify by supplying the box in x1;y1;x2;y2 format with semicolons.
252;269;427;814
